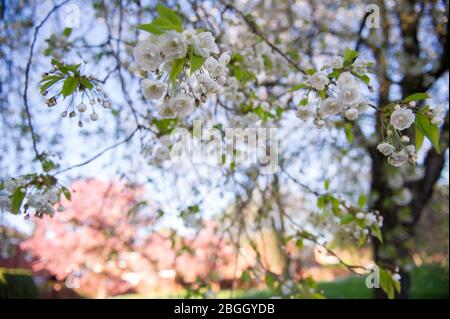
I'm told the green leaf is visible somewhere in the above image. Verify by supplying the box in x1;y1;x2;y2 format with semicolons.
344;48;359;63
324;179;330;190
240;270;252;283
415;112;440;153
415;126;425;151
289;83;306;92
65;63;81;74
139;15;182;34
156;4;183;31
317;90;327;100
296;239;304;250
139;23;164;35
170;58;185;85
61;77;79;98
265;272;277;289
44;48;52;56
51;58;63;68
404;92;430;102
63;27;72;37
358;194;367;208
371;225;383;243
0;182;4;191
262;54;272;71
380;268;395;299
306;68;316;75
355;73;370;85
340;214;354;225
152;118;179;135
40;74;63;83
40;77;61;93
327;70;340;78
300;98;309;106
80;77;94;90
10;187;26;214
42;159;56;172
190;53;205;75
345;123;354;143
358;231;367;246
61;186;71;201
393;278;401;294
317;195;326;209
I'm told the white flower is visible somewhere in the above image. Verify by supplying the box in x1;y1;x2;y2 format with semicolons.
365;213;377;226
157;104;176;118
352;60;368;74
218;52;231;65
161;31;187;60
296;106;314;121
204;56;218;73
338;84;361;105
331;56;344;69
261;102;270;111
193;32;218;58
217;76;227;85
431;116;444;126
90;113;98;121
182;29;196;45
0;194;11;211
4;179;18;193
392;273;401;282
337;72;356;88
406;145;415;154
47;190;59;204
432;105;446;118
197;73;220;93
356;212;365;219
77;103;87;113
152;144;171;164
170;94;195;117
320;97;343;116
393;188;413;206
133;39;163;72
141;79;166;100
309;72;330;90
377;142;395;156
211;64;227;79
388;150;409;167
345;108;359;120
355;101;369;112
390;107;415;130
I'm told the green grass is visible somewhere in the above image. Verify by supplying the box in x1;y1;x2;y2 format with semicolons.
317;264;448;299
0;267;39;299
213;264;448;299
115;264;449;299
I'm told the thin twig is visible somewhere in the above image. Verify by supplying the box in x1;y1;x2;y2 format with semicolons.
23;0;70;160
223;3;308;75
54;126;140;175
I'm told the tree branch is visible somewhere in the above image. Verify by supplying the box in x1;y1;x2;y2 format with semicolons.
23;0;70;160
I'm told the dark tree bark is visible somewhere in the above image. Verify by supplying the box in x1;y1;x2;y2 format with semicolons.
367;0;449;298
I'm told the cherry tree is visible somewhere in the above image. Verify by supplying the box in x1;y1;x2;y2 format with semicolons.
0;0;448;298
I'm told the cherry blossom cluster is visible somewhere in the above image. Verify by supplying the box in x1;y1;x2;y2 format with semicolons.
0;175;68;219
294;51;373;127
133;15;229;120
40;59;111;127
377;101;445;167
